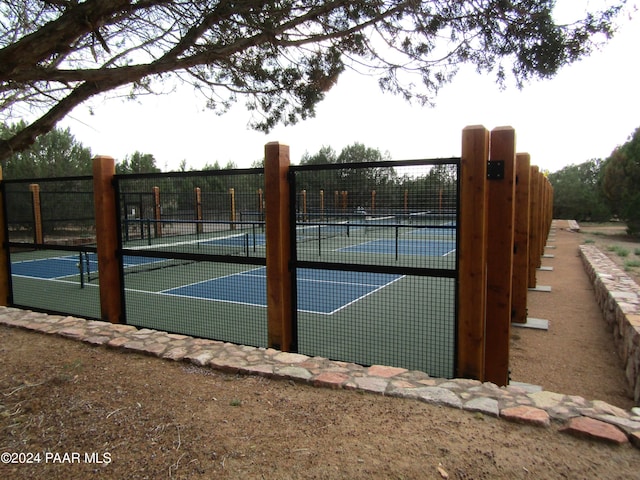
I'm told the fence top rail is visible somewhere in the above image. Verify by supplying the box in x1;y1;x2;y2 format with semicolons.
2;174;94;184
290;157;461;172
114;167;264;181
7;241;97;252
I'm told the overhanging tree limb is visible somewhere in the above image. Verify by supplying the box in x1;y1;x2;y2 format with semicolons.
0;0;627;163
0;0;135;78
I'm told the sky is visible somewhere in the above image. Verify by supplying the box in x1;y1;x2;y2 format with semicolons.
59;2;640;174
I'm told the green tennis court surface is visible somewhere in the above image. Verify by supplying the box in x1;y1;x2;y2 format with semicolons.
11;254;403;315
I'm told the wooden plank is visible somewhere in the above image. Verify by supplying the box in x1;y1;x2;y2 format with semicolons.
92;156;122;324
264;142;293;352
485;126;516;386
457;126;489;381
511;153;531;324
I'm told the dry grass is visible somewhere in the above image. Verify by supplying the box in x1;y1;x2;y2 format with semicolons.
578;222;640;283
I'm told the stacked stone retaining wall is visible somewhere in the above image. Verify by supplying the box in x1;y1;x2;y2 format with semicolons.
579;244;640;403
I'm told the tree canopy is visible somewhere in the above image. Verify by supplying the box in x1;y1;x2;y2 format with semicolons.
547;159;611;222
0;120;92;178
115;151;161;174
602;127;640;234
0;0;625;163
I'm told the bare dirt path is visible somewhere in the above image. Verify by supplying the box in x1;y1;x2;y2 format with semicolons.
510;221;634;409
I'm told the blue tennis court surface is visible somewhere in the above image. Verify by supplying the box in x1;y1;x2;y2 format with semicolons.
12;254;175;280
11;253;197;280
163;267;402;315
13;254;404;315
11;256;82;279
340;239;455;256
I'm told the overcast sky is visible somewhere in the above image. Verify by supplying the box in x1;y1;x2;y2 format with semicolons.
60;2;640;174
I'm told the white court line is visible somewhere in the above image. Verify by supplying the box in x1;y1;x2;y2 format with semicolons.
158;266;266;293
299;274;405;315
12;274;92;285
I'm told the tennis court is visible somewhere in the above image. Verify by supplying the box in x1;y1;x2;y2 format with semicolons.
11;252;406;316
4;158;461;378
10;241;456;377
12;253;87;279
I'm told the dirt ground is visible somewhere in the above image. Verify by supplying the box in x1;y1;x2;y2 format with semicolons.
509;221;636;410
1;221;639;479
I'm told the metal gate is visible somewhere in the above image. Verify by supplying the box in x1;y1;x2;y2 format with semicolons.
289;159;460;378
114;168;268;347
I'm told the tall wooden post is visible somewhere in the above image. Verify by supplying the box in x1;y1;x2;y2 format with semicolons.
457;125;489;381
93;156;122;324
536;171;545;261
528;166;541;288
29;184;43;244
152;186;162;238
511;153;531;324
484;127;517;386
264;142;293;351
257;188;264;217
195;187;203;234
545;178;554;239
229;188;236;230
301;189;307;222
0;168;9;305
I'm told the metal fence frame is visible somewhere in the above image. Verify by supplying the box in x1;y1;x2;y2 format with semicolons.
289;158;461;376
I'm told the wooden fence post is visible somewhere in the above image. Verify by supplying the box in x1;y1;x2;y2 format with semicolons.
485;126;517;386
457;125;489;381
0;168;9;305
264;142;293;351
93;156;122;324
258;188;264;218
528;166;541;288
535;171;545;261
301;189;307;221
153;186;162;238
545;177;554;239
511;153;531;324
29;184;43;244
195;187;203;234
229;187;236;230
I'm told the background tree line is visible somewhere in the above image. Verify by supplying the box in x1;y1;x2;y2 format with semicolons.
0;121;162;178
549;126;640;235
4;118;640;235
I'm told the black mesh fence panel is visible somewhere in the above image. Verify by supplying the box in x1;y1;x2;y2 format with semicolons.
3;176;100;319
290;160;459;378
1;161;459;376
115;169;267;347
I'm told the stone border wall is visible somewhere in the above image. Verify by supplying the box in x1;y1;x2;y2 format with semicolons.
579;244;640;403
